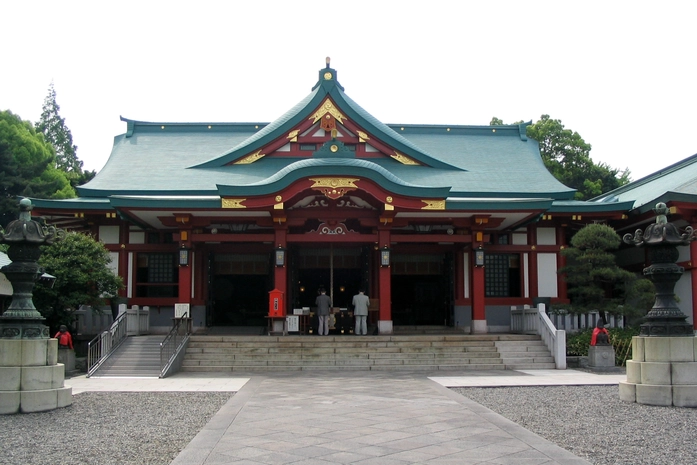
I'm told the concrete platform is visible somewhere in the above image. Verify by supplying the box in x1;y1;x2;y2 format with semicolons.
64;369;624;464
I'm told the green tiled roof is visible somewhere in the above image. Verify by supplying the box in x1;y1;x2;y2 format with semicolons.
53;64;597;211
592;153;697;213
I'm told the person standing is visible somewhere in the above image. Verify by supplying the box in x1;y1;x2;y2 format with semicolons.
315;288;331;336
352;289;370;335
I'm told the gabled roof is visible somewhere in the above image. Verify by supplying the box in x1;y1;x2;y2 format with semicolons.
37;61;584;216
592;153;697;214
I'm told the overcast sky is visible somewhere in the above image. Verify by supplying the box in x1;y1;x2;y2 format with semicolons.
2;1;695;182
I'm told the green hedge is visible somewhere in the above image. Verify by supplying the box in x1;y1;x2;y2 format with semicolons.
566;326;639;366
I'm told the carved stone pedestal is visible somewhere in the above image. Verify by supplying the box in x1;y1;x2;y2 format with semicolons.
619;336;697;407
588;345;616;368
0;338;72;414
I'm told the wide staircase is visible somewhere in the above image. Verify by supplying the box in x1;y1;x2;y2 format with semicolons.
181;331;556;373
91;335;162;377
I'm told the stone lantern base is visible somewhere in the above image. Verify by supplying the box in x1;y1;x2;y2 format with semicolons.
0;338;72;414
619;336;697;407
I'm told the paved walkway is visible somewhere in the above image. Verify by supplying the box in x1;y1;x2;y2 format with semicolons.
67;369;624;464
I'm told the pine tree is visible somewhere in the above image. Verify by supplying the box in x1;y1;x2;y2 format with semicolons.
36;83;82;174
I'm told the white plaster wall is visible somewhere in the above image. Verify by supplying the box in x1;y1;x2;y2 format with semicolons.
108;252;119;277
512;232;528;245
537;253;559;298
98;225;119;244
129;231;145;244
675;272;694;325
536;227;557;245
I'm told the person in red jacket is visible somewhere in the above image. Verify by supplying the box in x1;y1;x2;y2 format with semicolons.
54;325;74;349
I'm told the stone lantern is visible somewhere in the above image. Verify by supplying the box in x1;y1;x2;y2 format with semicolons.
619;202;697;407
0;198;72;413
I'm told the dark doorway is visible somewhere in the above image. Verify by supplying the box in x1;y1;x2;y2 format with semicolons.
210;253;270;326
390;253;451;326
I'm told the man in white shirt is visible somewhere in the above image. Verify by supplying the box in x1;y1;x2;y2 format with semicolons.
352;289;370;336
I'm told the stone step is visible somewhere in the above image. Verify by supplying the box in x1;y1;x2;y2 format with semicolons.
178;333;557;373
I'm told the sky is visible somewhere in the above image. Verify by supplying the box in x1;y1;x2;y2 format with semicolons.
2;1;696;182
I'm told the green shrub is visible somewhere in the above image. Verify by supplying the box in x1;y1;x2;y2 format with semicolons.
565;326;639;366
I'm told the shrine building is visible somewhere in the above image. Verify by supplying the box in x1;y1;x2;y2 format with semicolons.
31;60;697;334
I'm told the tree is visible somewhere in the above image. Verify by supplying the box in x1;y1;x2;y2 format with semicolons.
558;223;654;323
32;231;123;331
490;115;630;200
0;110;75;227
35;83;96;188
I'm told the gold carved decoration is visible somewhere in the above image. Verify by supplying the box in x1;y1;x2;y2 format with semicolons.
222;198;247;209
234;150;265;164
384;204;394;211
310;177;359;200
324;72;332;80
287;130;299;142
391;152;419;165
421;200;446;210
275;195;282;202
310;99;346;124
357;131;370;142
386;196;393;203
274;203;284;210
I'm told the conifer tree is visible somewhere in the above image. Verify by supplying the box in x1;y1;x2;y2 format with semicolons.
35;83;95;187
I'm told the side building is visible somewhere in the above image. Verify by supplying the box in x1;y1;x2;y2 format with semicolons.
31;61;697;334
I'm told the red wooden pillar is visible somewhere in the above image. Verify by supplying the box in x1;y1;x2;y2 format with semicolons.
178;229;193;303
378;229;392;334
471;233;487;333
691;239;697;329
274;227;288;301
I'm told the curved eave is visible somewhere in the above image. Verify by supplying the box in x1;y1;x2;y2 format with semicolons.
548;200;635;213
333;89;459;171
107;196;223;209
189;70;460;171
217;159;452;199
632;192;697;215
190;88;325;168
447;189;575;201
445;198;554;211
30;197;113;211
74;188;220;198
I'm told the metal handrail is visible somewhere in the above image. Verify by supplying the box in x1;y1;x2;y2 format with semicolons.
160;312;191;377
87;310;128;377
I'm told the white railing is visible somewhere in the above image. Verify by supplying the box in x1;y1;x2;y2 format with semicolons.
547;311;624;333
511;303;566;369
126;305;150;336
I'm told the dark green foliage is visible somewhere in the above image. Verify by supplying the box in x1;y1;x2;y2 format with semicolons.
0;110;75;227
35;83;96;188
566;328;593;356
490;114;630;199
33;232;123;331
559;224;654;320
566;326;639;366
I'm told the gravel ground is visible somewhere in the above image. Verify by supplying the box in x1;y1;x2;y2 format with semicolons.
0;392;231;465
454;385;697;465
2;386;695;465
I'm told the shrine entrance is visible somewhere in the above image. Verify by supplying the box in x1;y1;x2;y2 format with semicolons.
291;246;367;310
